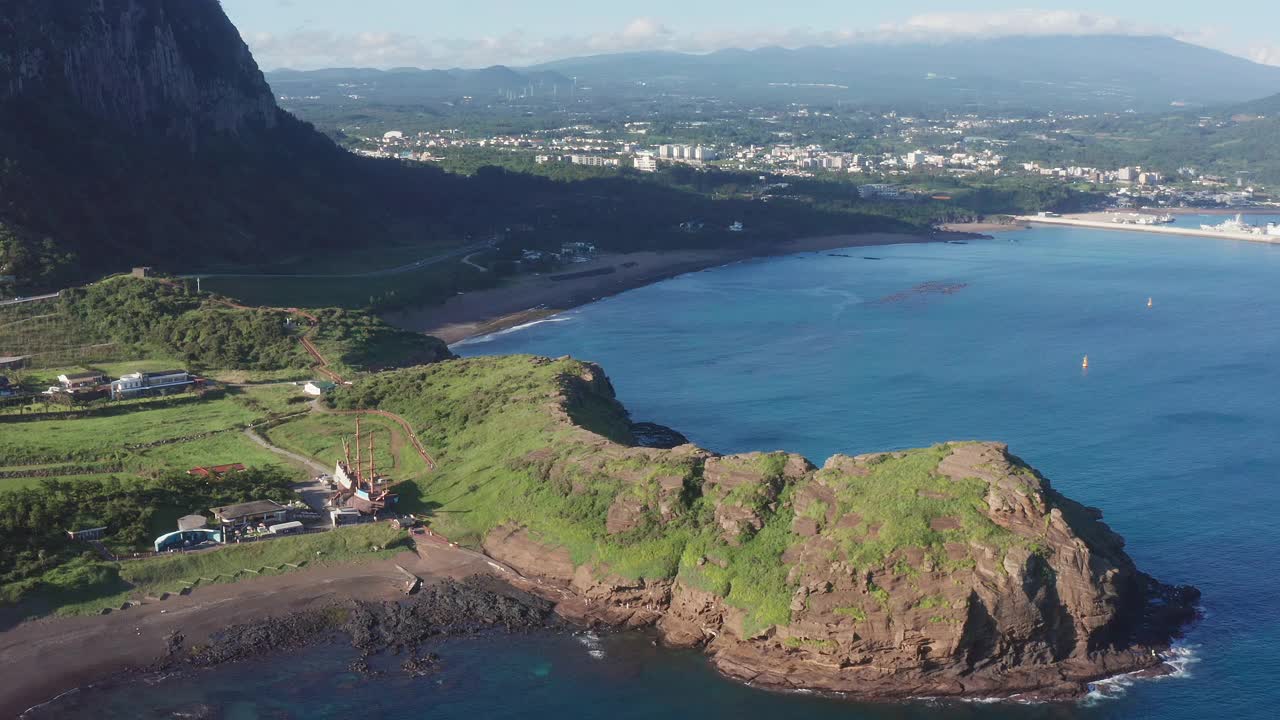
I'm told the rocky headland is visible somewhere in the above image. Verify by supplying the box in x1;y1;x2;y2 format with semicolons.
329;356;1200;701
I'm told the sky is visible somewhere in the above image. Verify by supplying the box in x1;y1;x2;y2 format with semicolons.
219;1;1280;71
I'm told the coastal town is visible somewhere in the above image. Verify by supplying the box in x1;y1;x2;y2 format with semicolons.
345;109;1276;212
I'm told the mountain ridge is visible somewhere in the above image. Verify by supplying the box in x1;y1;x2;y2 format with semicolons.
528;35;1280;111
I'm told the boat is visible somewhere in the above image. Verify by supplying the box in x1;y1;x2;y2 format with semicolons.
1082;355;1090;370
1111;213;1174;226
1148;297;1153;308
332;416;401;514
1200;214;1274;236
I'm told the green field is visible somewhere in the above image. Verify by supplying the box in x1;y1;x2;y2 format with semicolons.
265;413;432;483
0;385;315;483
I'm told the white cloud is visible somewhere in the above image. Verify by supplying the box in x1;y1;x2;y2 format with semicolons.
1248;46;1280;66
241;10;1273;70
881;10;1163;39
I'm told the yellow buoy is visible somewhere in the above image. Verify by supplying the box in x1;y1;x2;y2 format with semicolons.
1082;355;1089;369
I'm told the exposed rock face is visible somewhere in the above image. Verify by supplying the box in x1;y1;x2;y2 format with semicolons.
480;364;1199;701
1;0;279;140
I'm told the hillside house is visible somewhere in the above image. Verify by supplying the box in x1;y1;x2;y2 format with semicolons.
58;371;106;391
111;369;192;399
210;499;288;527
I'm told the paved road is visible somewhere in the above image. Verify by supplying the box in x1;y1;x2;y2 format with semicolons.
0;292;59;307
179;240;495;280
461;252;490;272
242;424;332;514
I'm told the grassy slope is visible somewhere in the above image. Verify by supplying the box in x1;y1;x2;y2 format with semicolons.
264;413;432;485
330;356;1031;635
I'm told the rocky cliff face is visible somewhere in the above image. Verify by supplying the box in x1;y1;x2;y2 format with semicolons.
1;0;279;139
476;362;1199;701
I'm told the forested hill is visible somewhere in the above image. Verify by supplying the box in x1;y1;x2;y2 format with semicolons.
0;0;905;296
0;0;473;291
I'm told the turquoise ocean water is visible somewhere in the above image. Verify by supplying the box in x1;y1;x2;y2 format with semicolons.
35;218;1280;718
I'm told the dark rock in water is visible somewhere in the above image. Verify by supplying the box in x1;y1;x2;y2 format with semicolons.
401;652;443;677
181;577;555;676
631;422;689;449
345;578;553;655
164;630;185;656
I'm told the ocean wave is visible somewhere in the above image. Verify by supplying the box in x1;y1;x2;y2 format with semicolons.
451;314;576;347
1080;642;1201;706
575;631;606;660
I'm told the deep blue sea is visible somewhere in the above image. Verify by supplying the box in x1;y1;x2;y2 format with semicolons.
36;218;1280;718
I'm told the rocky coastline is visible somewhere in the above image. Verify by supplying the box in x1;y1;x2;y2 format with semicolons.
132;558;1196;705
154;577;556;678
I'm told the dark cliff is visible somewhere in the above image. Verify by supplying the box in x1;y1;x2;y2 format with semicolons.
2;0;279;139
0;0;465;291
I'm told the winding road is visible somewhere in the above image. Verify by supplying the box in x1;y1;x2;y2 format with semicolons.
178;240;494;280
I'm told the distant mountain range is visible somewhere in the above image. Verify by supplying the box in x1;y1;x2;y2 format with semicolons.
263;36;1280;113
267;66;572;103
525;35;1280;112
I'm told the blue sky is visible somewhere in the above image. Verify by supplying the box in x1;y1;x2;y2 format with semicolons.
220;1;1280;70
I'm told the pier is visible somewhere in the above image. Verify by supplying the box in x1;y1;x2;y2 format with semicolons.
1016;213;1280;245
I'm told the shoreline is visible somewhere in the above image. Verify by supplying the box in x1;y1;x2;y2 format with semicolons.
10;551;1198;715
0;544;496;718
386;231;977;345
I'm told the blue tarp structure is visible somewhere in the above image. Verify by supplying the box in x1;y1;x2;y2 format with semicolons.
154;528;223;553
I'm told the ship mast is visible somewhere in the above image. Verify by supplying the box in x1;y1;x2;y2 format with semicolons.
368;425;375;491
355;415;362;484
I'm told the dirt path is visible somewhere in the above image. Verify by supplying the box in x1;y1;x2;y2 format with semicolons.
313;400;436;470
0;546;494;718
178;240;494;280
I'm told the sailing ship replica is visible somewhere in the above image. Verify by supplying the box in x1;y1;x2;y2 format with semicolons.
332;416;401;514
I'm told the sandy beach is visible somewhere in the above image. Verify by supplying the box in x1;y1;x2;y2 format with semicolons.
387;232;961;344
0;544;495;718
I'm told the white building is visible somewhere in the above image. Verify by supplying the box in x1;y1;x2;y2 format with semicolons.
111;370;192;399
633;154;658;173
569;155;621;168
383;130;405;142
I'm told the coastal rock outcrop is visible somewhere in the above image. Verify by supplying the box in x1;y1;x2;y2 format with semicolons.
464;359;1200;701
325;356;1200;702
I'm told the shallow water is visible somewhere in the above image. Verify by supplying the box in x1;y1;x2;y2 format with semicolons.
39;225;1280;718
